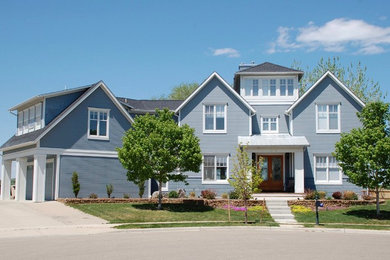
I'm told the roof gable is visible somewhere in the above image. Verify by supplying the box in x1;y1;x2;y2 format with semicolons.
175;72;256;114
235;62;303;81
286;71;365;114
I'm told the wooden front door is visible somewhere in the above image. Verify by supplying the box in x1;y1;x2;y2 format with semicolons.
258;155;284;191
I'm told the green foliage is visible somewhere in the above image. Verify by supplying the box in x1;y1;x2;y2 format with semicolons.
155;83;199;100
292;57;385;102
137;181;145;198
89;193;98;199
228;144;262;223
123;193;130;199
318;191;327;199
229;190;239;199
201;189;216;199
343;191;358;200
106;184;113;198
117;108;202;209
168;190;179;198
248;205;266;212
332;191;342;199
291;205;312;213
189;191;196;198
304;189;316;200
71;172;80;198
221;193;229;199
334;101;390;216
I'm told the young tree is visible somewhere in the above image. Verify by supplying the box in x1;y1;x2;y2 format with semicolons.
71;172;80;198
137;180;146;198
117;108;202;209
229;144;263;224
106;184;113;198
292;57;385;102
334;101;390;216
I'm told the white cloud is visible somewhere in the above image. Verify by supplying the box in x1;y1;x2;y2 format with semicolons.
268;18;390;55
212;48;240;58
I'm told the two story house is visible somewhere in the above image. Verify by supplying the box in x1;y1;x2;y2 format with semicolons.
0;62;365;202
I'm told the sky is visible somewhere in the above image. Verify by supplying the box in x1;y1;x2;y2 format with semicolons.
1;0;390;146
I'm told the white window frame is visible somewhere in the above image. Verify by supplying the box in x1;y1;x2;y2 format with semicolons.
17;102;43;136
201;154;229;184
202;104;227;134
261;116;279;134
87;107;110;140
314;155;342;185
315;104;341;133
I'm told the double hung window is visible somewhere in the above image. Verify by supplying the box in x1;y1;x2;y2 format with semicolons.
88;108;109;139
203;155;229;183
204;104;226;133
314;155;341;184
316;104;340;133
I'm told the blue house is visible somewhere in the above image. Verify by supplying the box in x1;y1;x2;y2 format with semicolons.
0;62;365;201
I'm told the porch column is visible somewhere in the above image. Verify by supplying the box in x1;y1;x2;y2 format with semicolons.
32;154;46;202
0;159;12;200
294;149;304;194
15;158;27;201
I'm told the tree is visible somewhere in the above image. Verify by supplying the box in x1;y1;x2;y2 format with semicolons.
292;57;385;102
106;184;113;198
137;180;145;198
228;144;263;224
154;83;199;100
334;101;390;217
117;108;202;209
71;172;80;198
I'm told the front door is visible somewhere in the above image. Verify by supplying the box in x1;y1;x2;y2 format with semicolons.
258;155;283;191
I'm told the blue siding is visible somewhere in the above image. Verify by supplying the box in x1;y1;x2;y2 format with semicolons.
40;87;132;150
59;155;141;198
251;104;290;134
292;75;364;194
45;90;86;125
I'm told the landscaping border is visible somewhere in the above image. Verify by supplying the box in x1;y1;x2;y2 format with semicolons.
288;199;385;210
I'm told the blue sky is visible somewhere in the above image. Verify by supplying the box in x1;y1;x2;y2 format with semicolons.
1;0;390;145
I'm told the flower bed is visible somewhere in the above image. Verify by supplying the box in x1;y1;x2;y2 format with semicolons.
288;199;384;210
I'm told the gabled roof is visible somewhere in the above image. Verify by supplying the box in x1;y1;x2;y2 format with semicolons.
175;72;256;114
235;62;304;80
1;81;134;151
286;71;365;114
118;98;183;112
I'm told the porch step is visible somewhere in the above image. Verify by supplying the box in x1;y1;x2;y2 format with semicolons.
265;198;297;225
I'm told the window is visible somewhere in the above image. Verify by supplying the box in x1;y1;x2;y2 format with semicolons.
314;155;342;184
17;103;43;135
261;116;278;133
203;104;226;133
88;108;109;139
262;79;269;96
252;79;259;96
287;79;294;96
203;155;229;183
316;104;340;133
280;79;286;96
270;79;276;96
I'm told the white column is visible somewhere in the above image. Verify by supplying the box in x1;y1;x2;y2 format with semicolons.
294;149;305;194
1;159;12;200
15;158;27;201
32;154;46;202
54;155;60;200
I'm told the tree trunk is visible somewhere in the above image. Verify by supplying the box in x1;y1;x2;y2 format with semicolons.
244;198;248;224
376;187;380;217
158;180;162;210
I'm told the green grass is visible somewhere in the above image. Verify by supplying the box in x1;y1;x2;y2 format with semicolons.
69;203;275;226
293;200;390;230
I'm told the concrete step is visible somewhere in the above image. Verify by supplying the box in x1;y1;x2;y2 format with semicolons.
268;209;292;214
276;219;298;224
270;214;295;220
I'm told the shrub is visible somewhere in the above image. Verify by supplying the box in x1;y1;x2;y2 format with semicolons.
326;196;332;200
304;189;316;200
229;190;239;199
137;181;145;198
123;193;130;199
168;190;179;198
362;194;372;200
89;193;98;199
71;172;80;198
221;193;229;199
106;184;113;198
317;191;326;199
332;191;342;199
343;190;358;200
201;189;216;199
178;189;186;198
291;205;312;213
248;205;266;212
189;191;196;198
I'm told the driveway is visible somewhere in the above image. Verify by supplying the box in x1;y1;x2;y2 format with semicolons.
0;200;112;238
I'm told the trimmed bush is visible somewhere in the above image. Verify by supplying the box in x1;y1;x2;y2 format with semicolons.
332;191;342;199
189;191;196;198
317;191;326;199
168;190;179;198
201;189;216;199
291;205;312;213
343;190;358;200
71;172;80;198
123;193;130;199
89;193;98;199
221;193;228;199
304;189;316;200
229;190;239;199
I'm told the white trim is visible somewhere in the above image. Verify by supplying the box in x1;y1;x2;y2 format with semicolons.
249;111;252;136
235;71;303;77
201;154;230;185
314;154;342;185
175;72;256;114
248;101;295;105
178;110;181;127
55;154;60;200
286;71;365;114
148;179;151;198
203;104;227;134
2;148;118;160
290;110;294;135
1;142;36;152
315;103;341;134
87;107;110;140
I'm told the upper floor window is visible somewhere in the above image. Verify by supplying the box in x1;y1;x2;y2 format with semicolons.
316;104;340;133
202;154;229;184
88;108;109;139
241;77;296;98
262;80;269;96
261;116;278;133
314;155;342;184
287;79;294;96
203;104;227;133
17;103;43;135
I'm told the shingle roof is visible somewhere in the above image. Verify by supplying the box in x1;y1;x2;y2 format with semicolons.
0;128;46;149
117;98;183;111
237;62;303;74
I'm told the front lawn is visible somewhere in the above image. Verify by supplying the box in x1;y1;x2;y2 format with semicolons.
293;200;390;230
69;203;276;227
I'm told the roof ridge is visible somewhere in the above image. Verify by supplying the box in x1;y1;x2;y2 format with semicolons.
238;61;303;73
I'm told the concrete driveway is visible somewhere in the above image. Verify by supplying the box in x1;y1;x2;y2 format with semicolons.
0;200;113;238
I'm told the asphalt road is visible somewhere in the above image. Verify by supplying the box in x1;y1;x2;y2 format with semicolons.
1;227;389;260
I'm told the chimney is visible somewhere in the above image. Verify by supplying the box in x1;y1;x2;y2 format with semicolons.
238;62;257;71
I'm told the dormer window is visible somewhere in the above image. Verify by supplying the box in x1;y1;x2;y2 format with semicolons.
241;77;296;99
17;103;43;135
